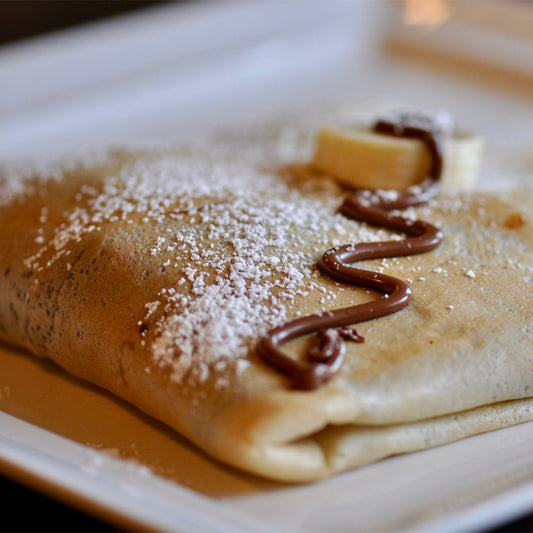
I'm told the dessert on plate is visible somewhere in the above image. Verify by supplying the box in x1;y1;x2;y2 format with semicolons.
1;105;532;482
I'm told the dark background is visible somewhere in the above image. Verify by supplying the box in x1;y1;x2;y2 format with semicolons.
0;0;168;45
1;1;533;531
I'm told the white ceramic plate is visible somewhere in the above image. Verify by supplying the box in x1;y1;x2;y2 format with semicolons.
4;343;533;533
2;2;533;531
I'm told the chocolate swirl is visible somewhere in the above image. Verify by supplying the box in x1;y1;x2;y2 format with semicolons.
258;115;445;390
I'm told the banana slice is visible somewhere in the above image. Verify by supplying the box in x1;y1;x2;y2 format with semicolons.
312;125;483;191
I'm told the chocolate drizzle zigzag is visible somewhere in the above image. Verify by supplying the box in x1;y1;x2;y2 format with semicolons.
258;115;445;390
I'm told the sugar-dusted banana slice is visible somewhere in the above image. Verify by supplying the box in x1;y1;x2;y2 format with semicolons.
312;125;483;191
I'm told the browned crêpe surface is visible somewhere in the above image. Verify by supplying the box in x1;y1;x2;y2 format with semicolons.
1;130;533;482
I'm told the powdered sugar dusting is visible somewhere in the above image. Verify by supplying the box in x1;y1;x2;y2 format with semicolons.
124;153;385;384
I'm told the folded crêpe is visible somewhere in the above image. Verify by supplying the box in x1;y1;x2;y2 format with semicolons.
1;116;533;482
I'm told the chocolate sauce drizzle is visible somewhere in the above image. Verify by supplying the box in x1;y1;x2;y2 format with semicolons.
257;114;445;390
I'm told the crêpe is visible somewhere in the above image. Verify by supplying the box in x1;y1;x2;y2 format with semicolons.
1;118;533;482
